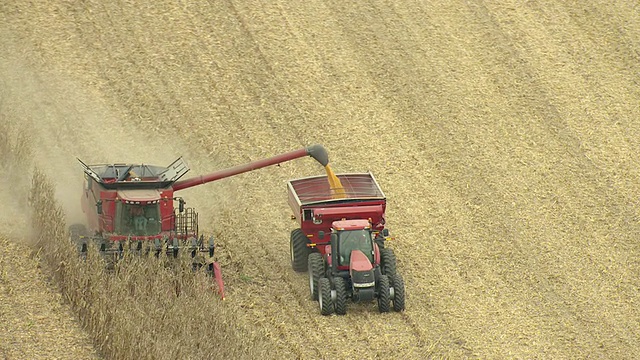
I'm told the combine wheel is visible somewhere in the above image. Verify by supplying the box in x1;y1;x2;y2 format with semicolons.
69;223;87;235
68;224;88;255
333;277;347;315
308;252;324;300
391;273;405;312
377;275;391;313
290;228;310;272
380;248;397;277
319;277;333;316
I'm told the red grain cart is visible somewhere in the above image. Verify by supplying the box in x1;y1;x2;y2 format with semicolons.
287;173;405;315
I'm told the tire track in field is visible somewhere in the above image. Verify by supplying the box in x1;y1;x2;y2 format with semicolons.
6;0;640;358
92;0;432;352
212;176;429;358
42;4;337;355
211;2;430;355
323;0;640;356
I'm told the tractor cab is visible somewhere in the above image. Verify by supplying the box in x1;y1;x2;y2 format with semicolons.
334;226;374;267
326;219;378;272
320;219;380;303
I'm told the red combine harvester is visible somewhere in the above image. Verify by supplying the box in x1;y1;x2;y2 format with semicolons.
287;173;405;315
70;145;329;299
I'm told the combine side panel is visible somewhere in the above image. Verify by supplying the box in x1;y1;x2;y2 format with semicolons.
158;157;190;182
77;158;103;183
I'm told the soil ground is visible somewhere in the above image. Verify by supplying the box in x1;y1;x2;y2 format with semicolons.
1;1;639;359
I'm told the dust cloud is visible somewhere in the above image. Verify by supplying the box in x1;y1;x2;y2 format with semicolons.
0;38;181;227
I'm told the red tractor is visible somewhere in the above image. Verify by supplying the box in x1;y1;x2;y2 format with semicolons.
71;145;329;299
287;173;405;315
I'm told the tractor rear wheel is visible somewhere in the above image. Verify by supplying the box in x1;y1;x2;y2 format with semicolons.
391;273;405;312
319;277;333;316
377;275;391;313
290;228;310;272
308;252;324;301
380;248;397;277
333;277;347;315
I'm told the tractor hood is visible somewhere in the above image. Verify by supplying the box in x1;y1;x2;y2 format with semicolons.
350;250;375;288
117;189;162;203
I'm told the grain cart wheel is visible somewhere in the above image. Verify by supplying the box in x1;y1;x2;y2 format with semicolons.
380;248;397;277
319;277;334;316
377;274;391;313
308;252;324;300
333;277;347;315
290;228;310;272
391;273;405;312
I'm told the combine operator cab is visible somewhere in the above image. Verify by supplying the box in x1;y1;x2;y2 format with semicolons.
115;201;161;237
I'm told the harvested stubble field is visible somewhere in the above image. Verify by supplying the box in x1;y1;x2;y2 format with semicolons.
1;0;640;359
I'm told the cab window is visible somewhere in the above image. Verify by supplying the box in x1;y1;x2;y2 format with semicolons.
338;230;373;265
115;202;161;236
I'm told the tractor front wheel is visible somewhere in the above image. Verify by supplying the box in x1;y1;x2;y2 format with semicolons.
290;229;310;272
391;273;405;312
319;277;333;316
377;275;391;313
333;277;347;315
308;253;324;301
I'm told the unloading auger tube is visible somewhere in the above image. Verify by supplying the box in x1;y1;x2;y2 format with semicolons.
172;144;329;191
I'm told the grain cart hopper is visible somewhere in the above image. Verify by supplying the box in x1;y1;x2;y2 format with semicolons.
71;145;329;299
287;173;405;315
